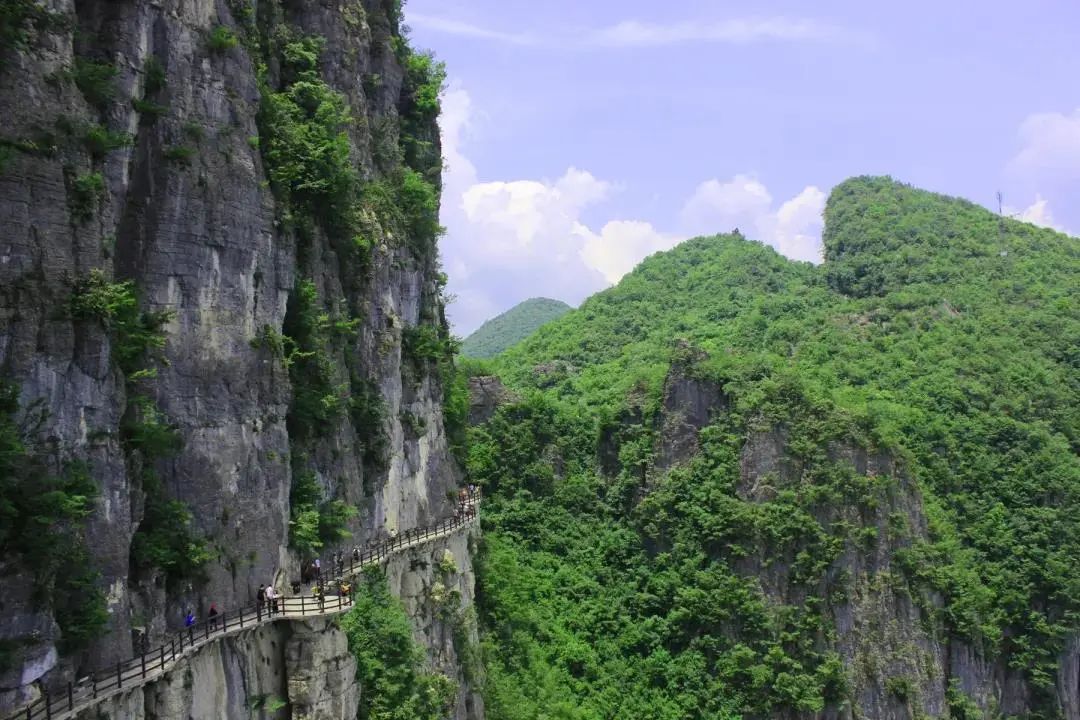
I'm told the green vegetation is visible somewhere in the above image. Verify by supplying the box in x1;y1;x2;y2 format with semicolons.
341;569;457;720
72;58;118;110
133;56;168;121
462;298;573;358
163;145;195;165
81;124;132;160
68;171;104;222
0;384;107;654
0;1;66;67
398;51;445;177
276;278;363;549
143;56;166;94
132;97;168;119
248;6;449;491
281;279;350;438
471;177;1079;718
259;34;356;238
207;25;239;53
288;467;357;557
69;271;209;587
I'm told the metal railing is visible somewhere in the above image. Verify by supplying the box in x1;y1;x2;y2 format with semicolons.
5;492;480;720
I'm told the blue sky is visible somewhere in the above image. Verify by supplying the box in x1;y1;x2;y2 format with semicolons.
403;0;1080;333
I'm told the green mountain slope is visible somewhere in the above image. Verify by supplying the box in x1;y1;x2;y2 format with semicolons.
461;297;573;358
467;177;1080;719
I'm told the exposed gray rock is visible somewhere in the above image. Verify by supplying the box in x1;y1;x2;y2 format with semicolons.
655;372;726;472
0;0;477;716
285;618;360;720
738;430;1042;718
1059;634;1080;720
70;620;354;720
384;526;484;720
467;375;518;426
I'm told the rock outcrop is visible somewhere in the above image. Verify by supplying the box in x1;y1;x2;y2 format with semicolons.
384;526;484;720
69;619;356;720
645;355;1080;718
467;376;517;426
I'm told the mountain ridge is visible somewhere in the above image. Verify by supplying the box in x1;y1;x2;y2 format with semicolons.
468;175;1080;719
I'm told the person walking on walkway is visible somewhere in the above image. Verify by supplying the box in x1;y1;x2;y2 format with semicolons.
257;584;266;612
208;603;219;630
265;584;278;614
184;610;195;628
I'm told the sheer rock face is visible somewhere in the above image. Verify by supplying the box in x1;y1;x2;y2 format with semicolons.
384;527;485;720
285;619;360;720
70;620;355;720
654;367;726;473
646;359;1079;718
0;1;476;717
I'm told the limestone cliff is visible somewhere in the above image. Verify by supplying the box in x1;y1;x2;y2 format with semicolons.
72;619;357;720
585;355;1080;718
0;0;476;717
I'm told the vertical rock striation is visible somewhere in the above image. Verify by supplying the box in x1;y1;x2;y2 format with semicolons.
0;1;477;717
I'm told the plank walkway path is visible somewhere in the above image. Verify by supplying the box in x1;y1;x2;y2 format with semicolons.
6;493;480;720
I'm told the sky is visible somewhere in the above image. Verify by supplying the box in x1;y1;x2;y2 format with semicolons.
402;0;1080;334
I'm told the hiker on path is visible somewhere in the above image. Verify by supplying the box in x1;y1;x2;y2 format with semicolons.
208;603;219;630
257;584;266;612
184;610;195;628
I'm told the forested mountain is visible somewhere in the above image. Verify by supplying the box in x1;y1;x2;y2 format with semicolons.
467;177;1080;719
462;298;573;358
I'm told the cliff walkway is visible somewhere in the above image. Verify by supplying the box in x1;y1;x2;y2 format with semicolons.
5;493;481;720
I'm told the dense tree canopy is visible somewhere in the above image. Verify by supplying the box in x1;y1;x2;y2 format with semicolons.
468;177;1079;718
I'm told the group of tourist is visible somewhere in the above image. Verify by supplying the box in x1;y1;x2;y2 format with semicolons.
176;484;480;633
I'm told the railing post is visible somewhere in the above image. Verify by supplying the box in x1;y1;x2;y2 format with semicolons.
24;704;30;719
117;660;122;689
44;693;51;719
141;649;146;678
68;681;73;710
301;594;305;615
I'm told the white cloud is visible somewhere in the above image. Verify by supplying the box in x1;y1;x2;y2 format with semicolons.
1009;109;1080;179
577;220;681;284
438;89;829;333
460;169;611;264
407;11;869;50
407;13;538;46
437;92;613;332
587;18;867;48
680;176;826;262
1004;195;1070;234
769;187;828;262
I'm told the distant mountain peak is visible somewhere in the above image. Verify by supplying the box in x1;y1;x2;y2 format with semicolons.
462;298;574;358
